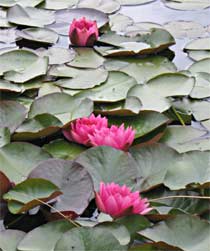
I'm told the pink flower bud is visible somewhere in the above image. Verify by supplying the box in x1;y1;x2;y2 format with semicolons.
63;113;108;146
95;182;152;218
69;17;99;47
88;124;135;151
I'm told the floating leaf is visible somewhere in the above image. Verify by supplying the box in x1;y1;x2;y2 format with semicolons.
190;72;210;99
17;27;59;44
76;71;137;102
29;159;94;215
54;227;127;251
185;37;210;50
41;0;78;10
3;178;61;214
43;139;87;160
17;220;75;251
160;125;210;153
130;144;210;190
117;0;156;5
0;0;44;7
0;28;19;43
0;127;10;147
187;50;210;61
109;13;133;33
77;0;121;14
76;146;139;190
0;79;23;92
188;58;210;74
140;214;210;251
127;73;194;112
0;142;50;183
163;0;210;11
7;5;55;27
0;230;25;251
28;93;93;124
0;100;27;133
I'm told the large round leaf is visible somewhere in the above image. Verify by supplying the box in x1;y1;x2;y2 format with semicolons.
3;178;61;214
54;227;127;251
76;71;137;102
0;142;50;183
75;146;139;190
163;0;210;10
0;100;27;133
0;0;44;7
117;0;156;5
190;72;210;99
29;159;94;215
130;144;210;190
140;214;210;251
41;0;78;10
188;58;210;74
7;5;55;27
28;93;93;124
0;230;25;251
127;73;194;112
18;220;75;251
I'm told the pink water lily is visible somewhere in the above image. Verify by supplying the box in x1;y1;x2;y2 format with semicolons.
63;113;108;146
69;17;99;47
89;124;135;151
95;182;152;218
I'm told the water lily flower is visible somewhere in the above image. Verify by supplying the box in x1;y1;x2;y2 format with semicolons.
69;17;99;47
88;124;135;151
63;113;108;146
95;182;152;218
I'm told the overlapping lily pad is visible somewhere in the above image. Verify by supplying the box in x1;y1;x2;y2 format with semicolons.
163;0;210;10
0;0;44;7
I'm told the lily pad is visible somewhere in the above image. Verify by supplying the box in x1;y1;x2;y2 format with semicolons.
41;0;78;10
7;5;55;27
117;0;156;5
0;127;10;147
29;159;94;215
50;65;108;89
17;220;75;251
190;72;210;99
0;28;19;43
160;125;210;153
109;13;133;33
185;37;210;50
0;142;50;183
43;139;87;160
28;93;93;124
0;79;23;92
130;144;210;190
4;178;61;214
67;47;105;69
16;27;59;44
188;58;210;74
0;0;44;7
163;0;210;11
140;215;210;251
0;100;27;133
0;230;25;251
76;146;139;190
76;71;137;102
77;0;121;14
187;50;210;61
127;73;194;112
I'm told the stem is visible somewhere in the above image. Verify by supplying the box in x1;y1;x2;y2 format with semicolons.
36;199;80;227
149;195;210;202
172;106;186;126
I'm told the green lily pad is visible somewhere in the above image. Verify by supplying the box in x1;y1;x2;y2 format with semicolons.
7;5;55;27
127;73;194;112
160;125;210;153
0;127;10;147
187;50;210;61
0;230;25;251
54;227;127;251
50;65;108;89
185;37;210;50
3;178;61;214
0;100;27;133
163;0;210;11
13;113;62;140
41;0;78;10
190;72;210;99
117;0;156;5
188;58;210;74
0;9;14;27
125;22;162;37
29;159;94;215
140;214;210;251
17;220;75;251
37;47;76;65
28;93;93;124
77;0;121;14
130;144;210;190
67;48;105;69
76;146;139;190
0;28;19;43
109;13;133;33
164;21;206;39
17;27;59;44
104;56;176;84
0;79;23;92
76;71;137;102
43;139;87;160
0;142;50;183
108;111;169;139
202;119;210;131
0;0;44;7
38;83;62;97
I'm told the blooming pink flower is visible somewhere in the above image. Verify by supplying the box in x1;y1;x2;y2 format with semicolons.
69;17;99;47
88;124;135;151
63;113;108;146
95;182;152;218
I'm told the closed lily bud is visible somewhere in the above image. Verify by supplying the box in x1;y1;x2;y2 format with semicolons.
95;182;152;218
69;17;99;47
